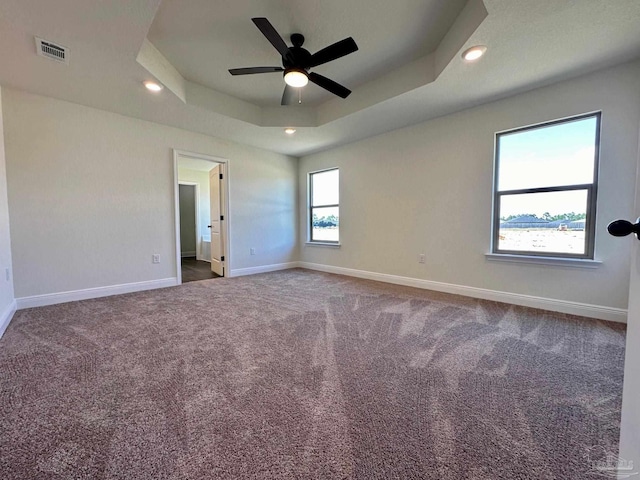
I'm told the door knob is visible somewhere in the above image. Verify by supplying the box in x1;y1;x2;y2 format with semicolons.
607;218;640;240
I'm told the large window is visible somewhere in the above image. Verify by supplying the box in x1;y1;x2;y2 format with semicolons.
309;168;339;243
492;113;600;258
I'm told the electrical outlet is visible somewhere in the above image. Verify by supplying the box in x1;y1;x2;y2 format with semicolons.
152;254;160;264
5;268;9;281
418;254;426;264
250;248;256;255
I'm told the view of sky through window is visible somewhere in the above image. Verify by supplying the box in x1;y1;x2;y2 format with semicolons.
497;116;597;218
312;169;339;206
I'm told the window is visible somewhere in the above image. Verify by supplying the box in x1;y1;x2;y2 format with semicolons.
309;168;339;243
492;112;600;258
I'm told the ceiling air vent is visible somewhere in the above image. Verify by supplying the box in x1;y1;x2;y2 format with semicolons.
35;37;69;65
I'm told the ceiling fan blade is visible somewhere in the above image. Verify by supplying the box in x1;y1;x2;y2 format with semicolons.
229;67;283;75
308;37;358;68
309;72;351;99
281;84;297;105
252;18;290;58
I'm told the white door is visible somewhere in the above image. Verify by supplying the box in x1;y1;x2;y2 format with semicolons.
209;164;224;276
618;157;640;472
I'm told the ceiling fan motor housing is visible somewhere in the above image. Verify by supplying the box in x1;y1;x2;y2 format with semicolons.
283;43;312;69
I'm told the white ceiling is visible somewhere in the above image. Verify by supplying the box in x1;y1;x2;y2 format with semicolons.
0;0;639;157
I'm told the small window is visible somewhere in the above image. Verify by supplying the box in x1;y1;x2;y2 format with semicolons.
492;113;600;258
309;168;339;243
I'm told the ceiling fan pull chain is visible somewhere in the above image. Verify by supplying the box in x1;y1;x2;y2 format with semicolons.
298;89;302;104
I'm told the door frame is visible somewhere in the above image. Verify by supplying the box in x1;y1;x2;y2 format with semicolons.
177;182;200;259
173;149;231;284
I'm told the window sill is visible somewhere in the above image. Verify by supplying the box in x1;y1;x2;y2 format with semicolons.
485;253;602;268
305;241;341;248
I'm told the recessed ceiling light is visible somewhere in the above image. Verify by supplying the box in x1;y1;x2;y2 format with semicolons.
462;45;487;62
143;80;163;92
284;128;297;135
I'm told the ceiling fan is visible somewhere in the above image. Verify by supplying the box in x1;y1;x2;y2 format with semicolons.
229;18;358;105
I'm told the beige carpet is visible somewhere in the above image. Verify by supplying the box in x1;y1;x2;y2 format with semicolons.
0;269;626;479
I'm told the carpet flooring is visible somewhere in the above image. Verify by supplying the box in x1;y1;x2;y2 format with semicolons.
0;269;626;479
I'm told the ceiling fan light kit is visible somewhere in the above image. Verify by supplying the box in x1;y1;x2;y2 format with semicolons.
229;17;358;105
284;69;308;87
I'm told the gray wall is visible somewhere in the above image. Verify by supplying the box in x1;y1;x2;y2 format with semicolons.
298;61;640;310
3;89;298;298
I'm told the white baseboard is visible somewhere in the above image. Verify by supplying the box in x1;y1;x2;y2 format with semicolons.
228;262;299;278
16;278;179;309
181;251;196;258
11;263;627;324
299;262;627;324
0;299;17;338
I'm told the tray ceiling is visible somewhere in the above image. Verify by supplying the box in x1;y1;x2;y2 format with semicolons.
0;0;639;156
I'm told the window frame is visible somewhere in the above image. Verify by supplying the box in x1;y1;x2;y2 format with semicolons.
308;167;340;245
491;112;601;260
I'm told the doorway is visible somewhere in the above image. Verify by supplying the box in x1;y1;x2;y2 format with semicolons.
173;150;230;284
178;182;216;282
